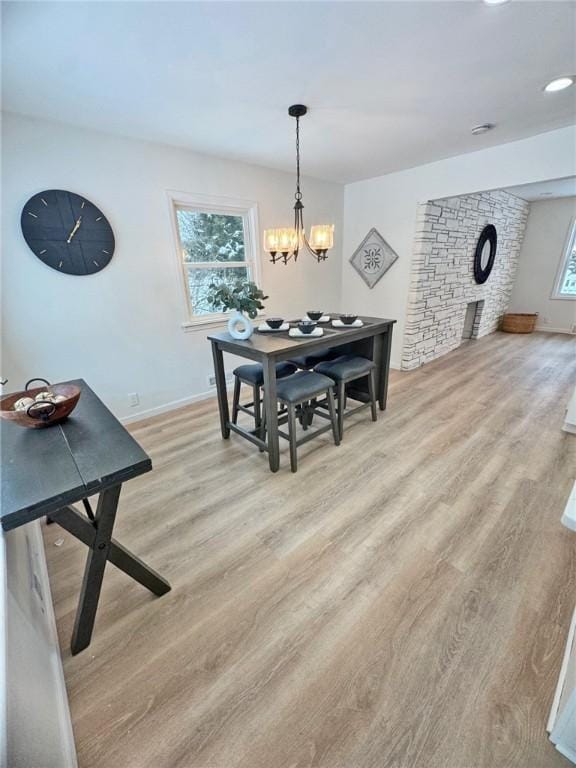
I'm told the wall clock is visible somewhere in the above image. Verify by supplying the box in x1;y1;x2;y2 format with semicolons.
473;224;497;284
21;189;115;275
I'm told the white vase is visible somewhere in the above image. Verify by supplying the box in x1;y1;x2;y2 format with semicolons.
227;310;253;340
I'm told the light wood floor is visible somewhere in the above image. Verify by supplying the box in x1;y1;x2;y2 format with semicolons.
44;331;576;768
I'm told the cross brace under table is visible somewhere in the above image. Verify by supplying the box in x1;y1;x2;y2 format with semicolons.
50;484;171;655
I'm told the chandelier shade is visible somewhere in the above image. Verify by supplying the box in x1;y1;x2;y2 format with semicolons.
309;224;334;252
263;227;298;254
263;105;334;265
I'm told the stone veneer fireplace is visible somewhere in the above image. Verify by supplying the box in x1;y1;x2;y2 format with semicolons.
402;189;529;370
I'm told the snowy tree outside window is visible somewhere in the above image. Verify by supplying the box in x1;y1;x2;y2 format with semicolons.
174;204;258;317
554;219;576;299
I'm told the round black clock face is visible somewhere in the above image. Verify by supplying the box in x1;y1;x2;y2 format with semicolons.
21;190;115;275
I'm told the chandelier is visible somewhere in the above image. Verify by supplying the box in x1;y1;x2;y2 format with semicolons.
263;105;334;265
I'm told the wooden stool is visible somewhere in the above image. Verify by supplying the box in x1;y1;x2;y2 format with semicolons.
287;350;343;429
314;355;377;439
262;371;340;472
231;362;297;438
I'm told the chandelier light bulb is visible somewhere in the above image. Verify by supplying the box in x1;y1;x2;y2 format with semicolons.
277;227;298;252
263;228;279;253
309;224;335;251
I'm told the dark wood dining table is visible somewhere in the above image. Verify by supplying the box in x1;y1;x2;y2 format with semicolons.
208;314;396;472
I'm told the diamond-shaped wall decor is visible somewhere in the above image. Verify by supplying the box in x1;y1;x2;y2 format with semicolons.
349;227;399;288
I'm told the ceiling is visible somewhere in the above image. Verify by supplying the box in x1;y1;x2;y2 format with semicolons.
504;176;576;201
2;1;575;183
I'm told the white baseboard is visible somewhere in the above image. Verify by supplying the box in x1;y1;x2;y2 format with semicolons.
565;386;576;435
121;358;404;424
536;325;575;335
120;389;214;424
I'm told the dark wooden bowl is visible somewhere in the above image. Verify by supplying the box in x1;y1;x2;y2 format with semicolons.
0;381;81;429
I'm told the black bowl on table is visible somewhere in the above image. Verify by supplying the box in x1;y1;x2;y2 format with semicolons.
298;320;317;335
306;310;324;322
266;317;284;329
339;314;358;325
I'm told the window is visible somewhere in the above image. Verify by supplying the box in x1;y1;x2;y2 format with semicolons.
553;218;576;300
169;192;260;324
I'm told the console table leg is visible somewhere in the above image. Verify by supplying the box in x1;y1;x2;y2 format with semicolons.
108;540;171;596
70;485;120;655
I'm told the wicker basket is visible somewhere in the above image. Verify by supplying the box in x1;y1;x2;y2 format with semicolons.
501;313;538;334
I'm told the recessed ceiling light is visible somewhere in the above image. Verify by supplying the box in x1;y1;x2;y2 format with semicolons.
539;192;553;196
544;77;574;93
471;123;495;135
483;0;511;5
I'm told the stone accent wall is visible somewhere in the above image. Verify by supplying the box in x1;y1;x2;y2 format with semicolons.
401;190;529;370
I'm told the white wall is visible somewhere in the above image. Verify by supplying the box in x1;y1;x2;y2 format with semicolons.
1;113;344;420
509;196;576;334
342;126;576;367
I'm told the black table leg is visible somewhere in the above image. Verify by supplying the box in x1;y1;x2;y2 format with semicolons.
51;496;172;654
262;357;280;472
373;329;393;411
70;485;121;655
211;340;230;438
379;327;393;410
108;540;170;595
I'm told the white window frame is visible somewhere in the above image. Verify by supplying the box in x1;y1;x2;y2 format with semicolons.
167;190;262;328
552;217;576;301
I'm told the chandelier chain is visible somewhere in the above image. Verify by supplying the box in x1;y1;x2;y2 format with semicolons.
295;116;302;201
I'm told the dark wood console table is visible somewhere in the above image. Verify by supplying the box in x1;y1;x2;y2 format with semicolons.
0;379;171;655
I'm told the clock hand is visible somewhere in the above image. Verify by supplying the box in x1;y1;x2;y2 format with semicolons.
66;216;82;244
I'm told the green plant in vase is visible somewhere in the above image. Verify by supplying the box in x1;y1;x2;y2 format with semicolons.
207;280;268;339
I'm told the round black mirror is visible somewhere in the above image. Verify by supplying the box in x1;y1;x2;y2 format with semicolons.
480;239;492;270
474;224;497;284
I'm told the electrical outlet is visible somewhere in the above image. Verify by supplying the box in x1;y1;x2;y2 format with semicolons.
129;392;140;407
207;373;234;388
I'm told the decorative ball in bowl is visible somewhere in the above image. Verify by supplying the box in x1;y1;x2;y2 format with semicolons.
0;378;81;429
307;310;323;322
339;314;358;325
266;317;284;329
297;320;317;335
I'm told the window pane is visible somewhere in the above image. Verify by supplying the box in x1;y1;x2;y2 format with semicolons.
560;244;576;296
187;265;250;316
176;209;245;263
